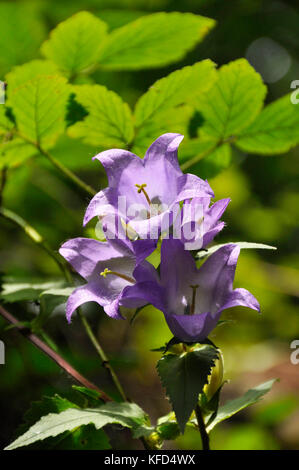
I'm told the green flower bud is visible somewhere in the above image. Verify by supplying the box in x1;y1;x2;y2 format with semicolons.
203;349;224;401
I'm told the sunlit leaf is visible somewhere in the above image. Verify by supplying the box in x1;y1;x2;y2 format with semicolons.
41;11;108;77
68;84;134;147
99;12;215;70
236;94;299;154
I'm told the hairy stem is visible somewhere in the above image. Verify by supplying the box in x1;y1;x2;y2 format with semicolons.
195;404;210;450
0;304;112;402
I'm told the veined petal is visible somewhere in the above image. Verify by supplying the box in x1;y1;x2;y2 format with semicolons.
144;133;184;175
164;311;217;342
59;237;124;281
216;287;260;316
121;281;165;311
83;188;117;226
93;148;142;188
175;173;214;203
65;282;104;323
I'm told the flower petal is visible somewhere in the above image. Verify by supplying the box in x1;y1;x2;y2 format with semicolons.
65;282;104;322
164;311;217;342
144;133;184;175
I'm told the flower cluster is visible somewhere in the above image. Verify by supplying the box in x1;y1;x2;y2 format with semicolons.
60;134;259;342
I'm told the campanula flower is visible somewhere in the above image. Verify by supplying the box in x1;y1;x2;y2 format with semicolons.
174;196;231;250
83;133;214;240
59;236;158;322
139;239;260;342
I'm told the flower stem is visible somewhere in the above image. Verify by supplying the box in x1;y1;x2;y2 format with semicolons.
77;311;128;402
195;404;210;450
0;206;72;283
0;206;128;402
0;304;112;402
37;144;96;198
14;131;97;197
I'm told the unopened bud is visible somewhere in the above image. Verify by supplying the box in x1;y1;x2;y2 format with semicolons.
203;349;224;401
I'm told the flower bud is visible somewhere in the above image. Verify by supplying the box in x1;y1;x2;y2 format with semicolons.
203;349;224;401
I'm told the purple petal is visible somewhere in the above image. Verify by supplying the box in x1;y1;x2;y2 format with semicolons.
121;281;165;311
144;133;184;175
164;311;217;342
93;148;141;188
175;173;214;203
65;282;104;322
217;287;260;316
83;188;116;227
59;237;124;281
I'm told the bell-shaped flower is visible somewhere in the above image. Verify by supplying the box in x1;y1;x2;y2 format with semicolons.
173;197;231;250
83;133;214;240
139;239;260;342
59;236;158;322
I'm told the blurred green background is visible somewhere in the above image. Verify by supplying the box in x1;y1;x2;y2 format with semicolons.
0;0;299;450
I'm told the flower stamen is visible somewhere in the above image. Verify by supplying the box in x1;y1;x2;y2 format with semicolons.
189;284;199;315
135;183;151;207
100;268;135;284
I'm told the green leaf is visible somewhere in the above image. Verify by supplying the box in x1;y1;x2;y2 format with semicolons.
32;287;74;331
0;278;67;303
8;75;70;148
132;105;193;156
157;345;219;433
196;242;277;259
68;84;134;147
98;12;215;70
206;379;277;433
5;60;61;92
0;138;37;169
5;402;151;450
14;394;111;450
196;59;266;140
186;143;232;178
236;94;299;154
41;11;108;77
134;60;217;127
0;106;14;135
0;2;46;74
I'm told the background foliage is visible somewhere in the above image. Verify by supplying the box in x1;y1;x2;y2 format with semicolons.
0;0;299;450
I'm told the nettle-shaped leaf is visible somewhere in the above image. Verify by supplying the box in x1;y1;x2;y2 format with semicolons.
97;12;216;70
179;58;299;176
157;344;219;433
41;12;108;78
68;84;134;148
7;75;70;148
5;399;152;450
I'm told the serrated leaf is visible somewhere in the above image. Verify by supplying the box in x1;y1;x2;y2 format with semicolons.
6;60;61;93
0;3;46;74
14;394;111;450
0;278;67;303
68;84;134;147
196;242;277;259
134;60;217;127
206;379;277;432
8;75;70;148
41;11;108;77
98;12;215;70
5;402;151;450
132;105;193;156
157;345;219;433
196;59;266;140
235;94;299;154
